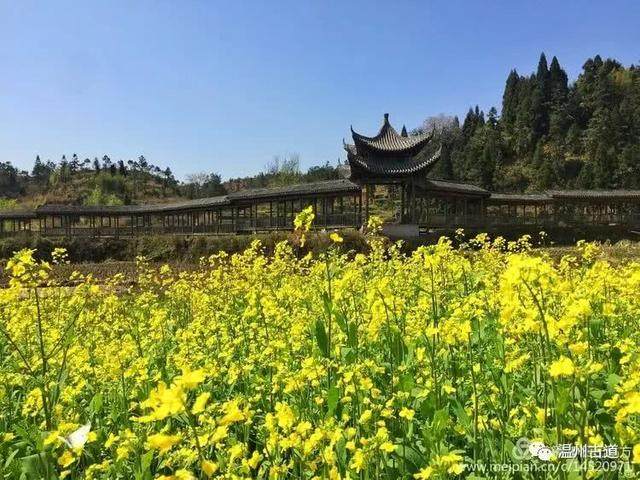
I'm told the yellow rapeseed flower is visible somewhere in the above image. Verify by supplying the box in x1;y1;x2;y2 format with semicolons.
549;356;575;378
201;460;219;477
330;232;344;243
146;433;181;453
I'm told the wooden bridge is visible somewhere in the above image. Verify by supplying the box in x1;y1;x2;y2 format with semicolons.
3;115;640;240
0;179;363;238
3;178;640;239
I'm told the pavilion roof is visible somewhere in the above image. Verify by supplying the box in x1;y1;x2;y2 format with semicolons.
345;114;440;178
346;144;442;176
350;114;434;153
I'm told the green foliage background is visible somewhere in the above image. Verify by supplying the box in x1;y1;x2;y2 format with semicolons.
428;54;640;192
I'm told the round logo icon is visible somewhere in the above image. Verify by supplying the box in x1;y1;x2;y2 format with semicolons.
537;446;553;461
512;437;532;460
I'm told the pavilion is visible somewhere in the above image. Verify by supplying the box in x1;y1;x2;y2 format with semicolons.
344;114;490;225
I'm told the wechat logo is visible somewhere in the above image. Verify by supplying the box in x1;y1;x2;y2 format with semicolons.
513;437;553;461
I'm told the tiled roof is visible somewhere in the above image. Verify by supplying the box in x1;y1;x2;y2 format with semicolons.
229;179;360;201
423;179;490;196
547;190;640;200
345;114;441;177
36;204;149;215
35;197;230;215
0;210;37;219
489;193;551;203
350;114;433;153
148;196;230;212
350;148;441;176
31;181;361;216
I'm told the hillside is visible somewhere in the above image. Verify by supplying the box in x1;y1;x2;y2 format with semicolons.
427;53;640;192
0;155;341;209
1;156;182;208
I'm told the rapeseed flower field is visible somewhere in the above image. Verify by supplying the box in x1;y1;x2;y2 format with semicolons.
1;211;639;479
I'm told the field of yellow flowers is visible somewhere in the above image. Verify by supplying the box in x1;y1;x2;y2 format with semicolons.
0;213;639;479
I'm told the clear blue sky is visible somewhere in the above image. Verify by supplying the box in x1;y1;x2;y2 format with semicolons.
1;1;639;180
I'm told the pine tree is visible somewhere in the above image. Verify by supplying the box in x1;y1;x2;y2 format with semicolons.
548;56;568;103
501;70;520;131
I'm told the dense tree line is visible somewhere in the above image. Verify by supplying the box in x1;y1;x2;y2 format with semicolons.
428;54;640;192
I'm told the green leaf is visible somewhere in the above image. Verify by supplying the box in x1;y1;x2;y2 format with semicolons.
4;449;19;468
391;331;406;364
20;453;55;480
347;322;358;348
321;291;332;318
606;373;621;390
327;386;340;415
90;392;104;415
432;407;449;439
315;319;330;358
334;309;348;334
395;445;424;473
453;400;471;428
399;373;415;392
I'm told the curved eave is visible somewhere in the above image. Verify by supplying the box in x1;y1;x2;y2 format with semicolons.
350;122;434;155
347;145;442;176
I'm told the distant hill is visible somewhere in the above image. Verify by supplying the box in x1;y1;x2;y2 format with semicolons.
1;156;182;208
0;154;342;209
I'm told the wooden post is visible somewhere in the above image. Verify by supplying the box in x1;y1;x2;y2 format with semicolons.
364;185;370;222
399;185;403;222
321;197;326;227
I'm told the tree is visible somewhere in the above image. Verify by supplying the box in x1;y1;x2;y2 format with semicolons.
0;161;22;195
421;114;458;134
183;172;227;198
69;153;80;172
445;53;640;191
32;155;53;183
501;70;520;132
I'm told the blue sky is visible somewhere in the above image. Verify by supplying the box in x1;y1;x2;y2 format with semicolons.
1;1;639;180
